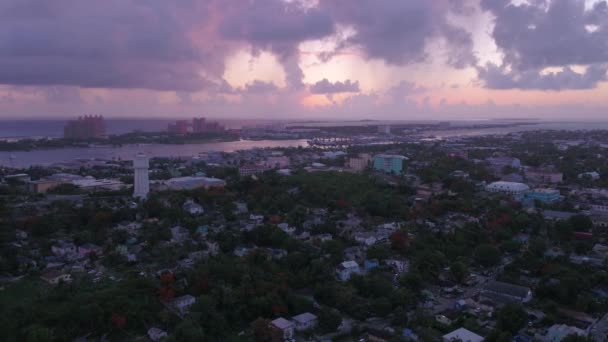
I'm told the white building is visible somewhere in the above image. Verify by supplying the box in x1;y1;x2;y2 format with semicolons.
133;153;150;199
270;317;295;341
443;327;484;342
183;200;204;215
336;260;361;281
168;295;196;314
578;171;600;180
292;312;318;331
486;181;530;196
147;328;168;342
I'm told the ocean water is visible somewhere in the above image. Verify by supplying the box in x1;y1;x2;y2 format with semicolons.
0;118;286;139
0;139;309;168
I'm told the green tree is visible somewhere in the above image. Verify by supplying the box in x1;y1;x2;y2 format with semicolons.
496;304;527;334
174;319;205;342
450;262;469;283
25;325;54;342
568;215;593;232
318;307;342;333
473;244;501;267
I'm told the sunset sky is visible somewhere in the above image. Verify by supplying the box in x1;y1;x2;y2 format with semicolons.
0;0;607;120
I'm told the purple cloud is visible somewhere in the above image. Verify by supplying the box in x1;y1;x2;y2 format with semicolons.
477;63;608;90
320;0;476;68
309;79;360;94
0;0;214;91
242;80;280;94
481;0;608;69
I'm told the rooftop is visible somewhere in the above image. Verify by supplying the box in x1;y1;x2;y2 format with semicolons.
442;327;484;342
292;312;317;324
271;317;294;330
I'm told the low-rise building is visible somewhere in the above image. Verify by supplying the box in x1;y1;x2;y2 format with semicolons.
147;328;168;341
442;327;484;342
165;176;225;190
270;317;295;341
578;171;600;181
77;243;103;259
525;188;561;204
51;241;77;258
40;270;72;285
481;280;533;305
292;312;318;331
183;200;204;215
168;295;196;314
239;165;271;177
336;260;361;281
541;324;586;342
525;168;563;184
486;181;530;197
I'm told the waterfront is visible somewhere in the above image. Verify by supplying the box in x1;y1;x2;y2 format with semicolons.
0;139;309;168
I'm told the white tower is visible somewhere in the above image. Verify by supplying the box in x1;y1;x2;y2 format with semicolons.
133;153;149;199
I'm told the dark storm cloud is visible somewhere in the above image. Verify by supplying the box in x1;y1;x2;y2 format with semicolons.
218;0;335;59
477;63;608;90
217;0;335;90
0;0;212;91
309;79;360;94
320;0;476;68
481;0;608;69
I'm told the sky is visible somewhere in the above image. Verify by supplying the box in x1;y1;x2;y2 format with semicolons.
0;0;607;120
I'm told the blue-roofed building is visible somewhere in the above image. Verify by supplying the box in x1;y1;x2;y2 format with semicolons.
373;154;408;174
525;188;561;204
364;259;379;271
403;329;419;341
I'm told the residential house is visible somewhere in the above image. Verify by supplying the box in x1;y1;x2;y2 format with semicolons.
170;226;190;244
578;171;600;181
277;223;296;236
292;312;318;331
168;295;196;314
270;317;295;341
77;243;103;259
364;259;379;271
336;260;361;281
51;241;77;258
344;246;366;261
353;232;377;246
183;200;204;215
443;328;484;342
541;324;587;342
147;328;168;341
40;269;72;285
385;259;409;273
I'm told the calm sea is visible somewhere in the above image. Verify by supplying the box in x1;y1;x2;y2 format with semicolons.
0;139;309;168
3;118;608;168
0;118;287;140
